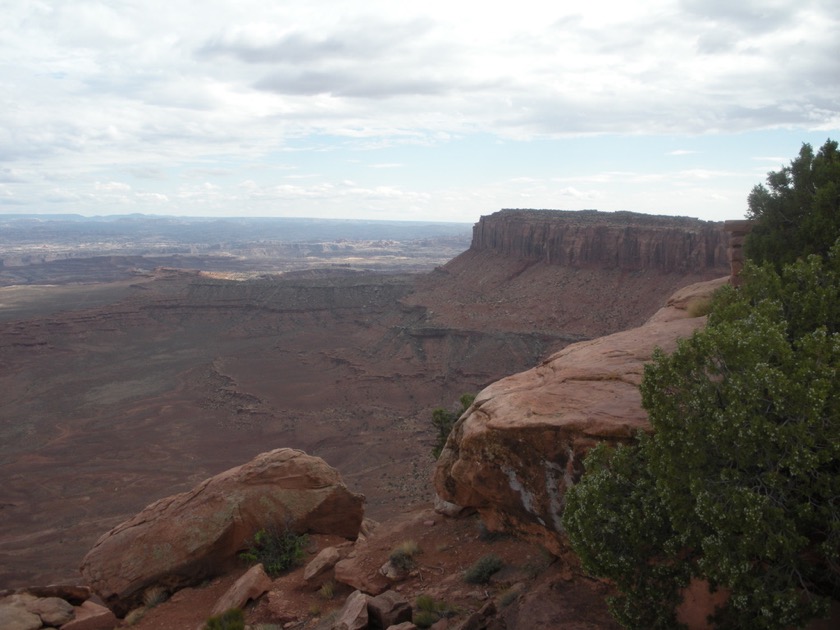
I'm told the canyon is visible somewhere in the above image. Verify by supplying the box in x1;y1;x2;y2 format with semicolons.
0;209;730;597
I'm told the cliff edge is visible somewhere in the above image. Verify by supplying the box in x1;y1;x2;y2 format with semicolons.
434;276;729;555
470;209;728;272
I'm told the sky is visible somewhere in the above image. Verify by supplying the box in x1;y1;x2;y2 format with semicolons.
1;0;838;224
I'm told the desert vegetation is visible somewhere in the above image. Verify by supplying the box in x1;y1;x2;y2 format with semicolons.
431;393;476;459
239;527;309;578
389;539;422;572
564;139;840;629
464;554;505;584
204;607;245;630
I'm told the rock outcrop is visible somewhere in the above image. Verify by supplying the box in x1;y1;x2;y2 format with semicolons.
0;587;97;630
470;209;728;273
80;448;364;617
434;277;728;555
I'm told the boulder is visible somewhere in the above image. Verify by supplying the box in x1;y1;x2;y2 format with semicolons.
335;546;390;596
0;601;41;630
18;585;90;606
26;595;75;626
210;564;272;616
435;279;726;555
60;601;117;630
80;448;364;616
304;546;343;582
333;590;369;630
368;590;412;628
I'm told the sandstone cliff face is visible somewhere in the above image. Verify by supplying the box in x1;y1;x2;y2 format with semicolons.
434;277;728;555
470;209;729;273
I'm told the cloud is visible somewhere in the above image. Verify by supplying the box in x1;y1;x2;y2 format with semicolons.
0;1;836;222
254;70;453;99
197;18;435;64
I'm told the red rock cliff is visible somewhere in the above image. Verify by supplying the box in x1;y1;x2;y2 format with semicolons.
470;209;729;273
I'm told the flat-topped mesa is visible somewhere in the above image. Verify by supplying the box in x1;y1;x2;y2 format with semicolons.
470;209;729;273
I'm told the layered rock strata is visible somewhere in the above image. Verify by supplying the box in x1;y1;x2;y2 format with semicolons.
470;209;728;273
434;277;728;554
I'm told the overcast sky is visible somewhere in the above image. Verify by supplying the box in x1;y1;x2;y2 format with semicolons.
1;0;838;223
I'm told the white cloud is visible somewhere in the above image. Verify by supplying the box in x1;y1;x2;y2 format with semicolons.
0;1;836;221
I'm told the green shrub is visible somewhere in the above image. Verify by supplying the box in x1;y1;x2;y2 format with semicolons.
205;608;244;630
413;594;457;627
389;539;420;571
431;393;476;459
413;609;438;628
239;526;308;577
745;138;840;268
464;554;504;584
564;242;840;629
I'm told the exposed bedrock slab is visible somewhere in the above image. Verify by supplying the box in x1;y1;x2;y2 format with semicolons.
434;278;727;554
80;448;364;617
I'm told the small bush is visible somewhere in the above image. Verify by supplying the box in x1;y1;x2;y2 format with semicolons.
413;609;438;628
413;595;457;628
318;580;335;600
686;296;713;317
205;608;244;630
239;526;308;577
431;393;475;459
389;539;420;571
123;608;146;626
415;594;436;612
142;584;168;608
464;554;504;584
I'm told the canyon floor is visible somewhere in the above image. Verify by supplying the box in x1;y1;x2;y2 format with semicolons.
0;250;721;590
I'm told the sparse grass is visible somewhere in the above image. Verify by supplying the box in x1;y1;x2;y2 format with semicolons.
239;526;308;577
318;579;335;600
413;594;458;628
389;539;421;571
413;609;438;628
687;297;713;317
123;608;146;626
204;608;244;630
464;554;504;584
142;584;168;608
416;594;436;611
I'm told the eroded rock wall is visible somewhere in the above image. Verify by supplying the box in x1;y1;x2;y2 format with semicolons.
434;278;728;555
470;209;728;273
